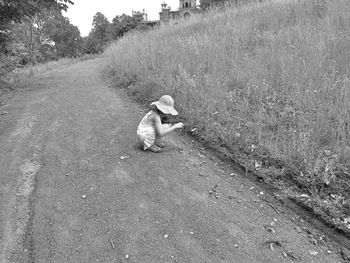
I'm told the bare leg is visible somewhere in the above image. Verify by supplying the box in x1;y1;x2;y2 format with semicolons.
154;124;171;148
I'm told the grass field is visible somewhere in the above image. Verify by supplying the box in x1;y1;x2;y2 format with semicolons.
104;0;350;233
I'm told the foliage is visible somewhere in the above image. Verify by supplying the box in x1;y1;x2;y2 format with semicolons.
0;0;72;24
83;11;145;54
0;0;75;80
104;0;350;232
44;12;82;57
110;12;144;40
92;12;110;43
7;8;81;64
0;0;73;53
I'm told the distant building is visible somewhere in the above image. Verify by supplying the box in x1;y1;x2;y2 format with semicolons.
159;0;200;24
135;9;160;28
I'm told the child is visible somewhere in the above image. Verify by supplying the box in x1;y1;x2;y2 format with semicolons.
137;95;184;152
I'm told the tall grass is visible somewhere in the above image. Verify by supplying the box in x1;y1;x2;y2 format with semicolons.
105;0;350;228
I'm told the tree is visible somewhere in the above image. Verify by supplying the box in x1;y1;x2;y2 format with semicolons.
0;0;75;81
110;12;144;40
44;13;82;58
0;0;73;25
81;12;110;54
9;7;81;63
0;0;73;54
82;35;102;54
92;12;110;42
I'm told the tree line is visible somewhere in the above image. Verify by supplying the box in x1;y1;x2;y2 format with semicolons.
0;0;147;80
85;11;146;55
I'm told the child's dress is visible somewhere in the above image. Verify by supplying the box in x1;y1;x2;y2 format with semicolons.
136;111;170;150
137;111;156;150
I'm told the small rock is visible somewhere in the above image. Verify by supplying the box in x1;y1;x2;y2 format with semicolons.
282;252;287;258
327;250;331;254
164;234;168;239
309;250;318;256
125;254;129;259
190;231;194;235
82;195;87;199
234;244;239;248
1;111;8;115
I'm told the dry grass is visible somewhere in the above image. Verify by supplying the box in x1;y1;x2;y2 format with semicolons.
104;0;350;232
13;54;99;81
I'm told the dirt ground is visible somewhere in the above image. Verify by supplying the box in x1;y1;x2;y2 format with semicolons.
0;58;348;263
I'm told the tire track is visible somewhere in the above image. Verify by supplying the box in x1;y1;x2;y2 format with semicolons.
2;114;41;263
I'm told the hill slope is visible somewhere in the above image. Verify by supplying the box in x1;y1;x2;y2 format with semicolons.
104;0;350;235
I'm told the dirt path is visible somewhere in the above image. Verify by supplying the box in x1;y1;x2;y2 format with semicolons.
0;57;346;263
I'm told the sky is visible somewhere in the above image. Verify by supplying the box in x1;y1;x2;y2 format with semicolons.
65;0;179;37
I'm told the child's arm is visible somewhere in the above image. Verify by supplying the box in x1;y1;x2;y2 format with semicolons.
153;114;183;137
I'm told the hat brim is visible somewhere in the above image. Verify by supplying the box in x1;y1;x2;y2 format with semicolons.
151;101;178;115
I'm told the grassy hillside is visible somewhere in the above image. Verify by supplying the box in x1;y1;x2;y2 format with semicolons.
104;0;350;233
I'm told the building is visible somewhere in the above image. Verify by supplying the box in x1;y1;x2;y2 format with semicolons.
159;0;200;24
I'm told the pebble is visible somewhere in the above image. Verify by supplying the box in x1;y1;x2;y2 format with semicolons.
82;195;87;199
309;250;318;256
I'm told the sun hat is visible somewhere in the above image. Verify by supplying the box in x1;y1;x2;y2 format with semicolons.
151;95;178;115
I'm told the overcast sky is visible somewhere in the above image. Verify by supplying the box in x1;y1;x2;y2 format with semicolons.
64;0;180;37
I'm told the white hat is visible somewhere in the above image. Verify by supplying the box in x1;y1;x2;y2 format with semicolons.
151;95;178;115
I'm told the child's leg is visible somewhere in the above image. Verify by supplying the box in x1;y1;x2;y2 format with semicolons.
137;132;160;152
154;124;171;148
147;144;162;153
